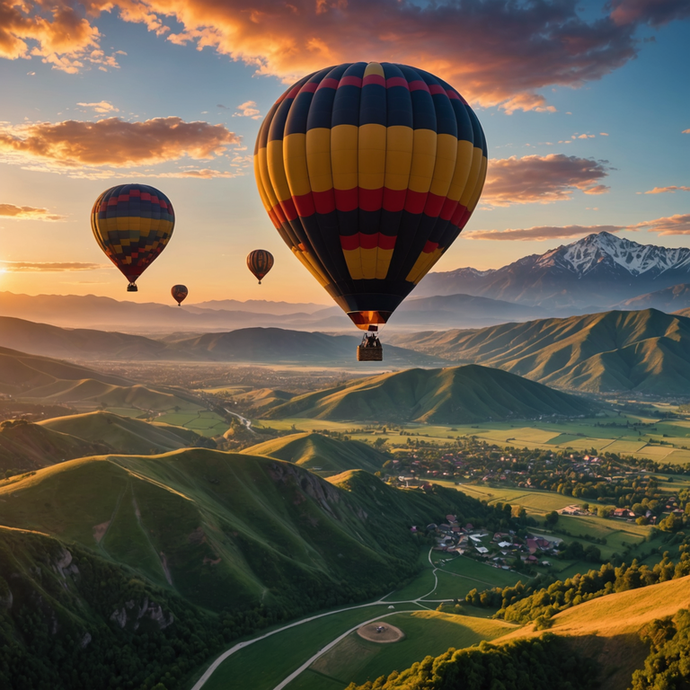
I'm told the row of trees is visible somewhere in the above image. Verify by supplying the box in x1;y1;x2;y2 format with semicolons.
463;548;690;626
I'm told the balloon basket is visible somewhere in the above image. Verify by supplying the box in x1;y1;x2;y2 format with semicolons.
357;345;383;362
127;283;138;292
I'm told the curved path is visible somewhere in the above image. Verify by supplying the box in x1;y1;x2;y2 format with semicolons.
192;548;464;690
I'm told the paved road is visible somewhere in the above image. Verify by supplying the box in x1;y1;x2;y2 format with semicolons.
224;408;253;431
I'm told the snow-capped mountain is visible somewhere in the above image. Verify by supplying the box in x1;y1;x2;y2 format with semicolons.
415;232;690;308
535;232;690;277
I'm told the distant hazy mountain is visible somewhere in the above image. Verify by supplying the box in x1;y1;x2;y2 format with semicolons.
264;364;593;423
243;432;387;475
389;293;548;329
0;291;346;333
389;308;690;395
618;283;690;312
168;327;441;365
0;316;443;366
189;299;327;314
415;232;690;308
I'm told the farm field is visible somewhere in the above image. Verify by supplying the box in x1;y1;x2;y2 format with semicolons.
285;611;516;690
259;413;690;464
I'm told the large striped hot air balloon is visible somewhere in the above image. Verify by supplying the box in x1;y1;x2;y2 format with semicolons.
91;184;175;292
254;61;487;331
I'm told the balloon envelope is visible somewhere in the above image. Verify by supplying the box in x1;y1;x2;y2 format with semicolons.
247;249;275;283
171;284;188;305
91;184;175;291
254;61;487;329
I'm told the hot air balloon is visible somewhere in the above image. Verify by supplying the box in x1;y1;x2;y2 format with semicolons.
254;62;487;361
91;183;175;292
171;284;188;306
247;249;274;284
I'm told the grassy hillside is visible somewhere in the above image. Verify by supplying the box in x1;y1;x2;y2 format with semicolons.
0;346;199;411
40;411;213;453
0;449;499;612
263;365;594;424
0;419;108;473
243;432;387;475
390;309;690;394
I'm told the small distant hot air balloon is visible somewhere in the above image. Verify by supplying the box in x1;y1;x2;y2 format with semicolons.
171;284;188;306
247;249;274;284
254;62;487;361
91;183;175;292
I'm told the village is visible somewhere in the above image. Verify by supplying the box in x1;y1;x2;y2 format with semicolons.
417;515;562;573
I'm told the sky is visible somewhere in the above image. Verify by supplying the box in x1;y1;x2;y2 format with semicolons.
0;0;689;306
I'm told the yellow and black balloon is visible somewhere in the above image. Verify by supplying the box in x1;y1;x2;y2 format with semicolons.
254;61;487;330
247;249;274;284
171;284;188;306
91;184;175;292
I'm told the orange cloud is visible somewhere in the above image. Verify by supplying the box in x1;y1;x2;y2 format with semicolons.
644;186;690;194
0;0;671;111
466;225;624;241
0;116;240;170
609;0;690;26
77;100;119;114
0;203;65;221
233;100;262;120
482;154;610;206
469;214;690;241
630;214;690;235
0;261;105;272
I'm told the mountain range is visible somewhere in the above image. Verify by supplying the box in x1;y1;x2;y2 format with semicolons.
390;308;690;395
264;364;594;424
0;317;439;366
415;232;690;309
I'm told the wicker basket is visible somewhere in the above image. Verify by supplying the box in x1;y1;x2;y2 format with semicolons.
357;345;383;361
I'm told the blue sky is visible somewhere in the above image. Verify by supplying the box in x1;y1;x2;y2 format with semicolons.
0;0;688;305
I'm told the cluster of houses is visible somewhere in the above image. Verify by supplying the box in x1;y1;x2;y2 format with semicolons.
413;514;562;570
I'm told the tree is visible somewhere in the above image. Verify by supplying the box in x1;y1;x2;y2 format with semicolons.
545;511;559;527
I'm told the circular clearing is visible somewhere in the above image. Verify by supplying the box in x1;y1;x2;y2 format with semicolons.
357;621;405;644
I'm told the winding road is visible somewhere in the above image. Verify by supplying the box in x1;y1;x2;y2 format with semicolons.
191;547;448;690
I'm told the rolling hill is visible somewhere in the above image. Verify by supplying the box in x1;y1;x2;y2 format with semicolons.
263;365;593;424
389;309;690;395
0;412;213;474
243;432;387;475
0;449;496;612
0;346;199;410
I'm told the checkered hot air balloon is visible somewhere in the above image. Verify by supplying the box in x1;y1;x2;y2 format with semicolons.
254;61;487;331
91;184;175;292
247;249;274;284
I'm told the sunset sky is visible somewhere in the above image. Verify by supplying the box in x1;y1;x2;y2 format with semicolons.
1;0;689;305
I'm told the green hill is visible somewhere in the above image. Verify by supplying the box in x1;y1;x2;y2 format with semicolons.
0;412;213;475
0;449;500;612
263;365;594;424
243;432;387;475
0;419;108;473
40;411;212;454
0;346;198;411
389;309;690;394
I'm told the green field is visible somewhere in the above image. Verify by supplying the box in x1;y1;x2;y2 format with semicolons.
260;414;690;464
286;611;517;690
199;604;423;690
155;409;228;437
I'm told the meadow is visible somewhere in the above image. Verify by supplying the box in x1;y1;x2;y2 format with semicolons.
258;414;690;464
